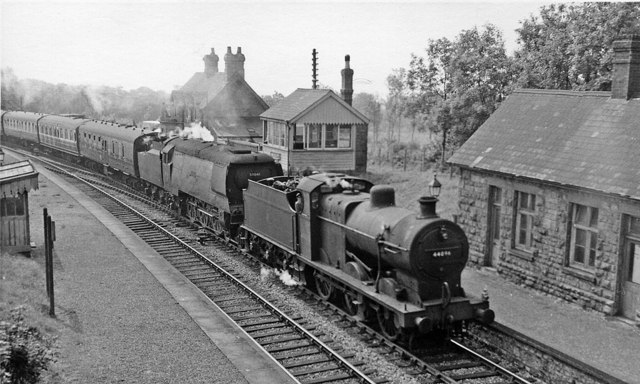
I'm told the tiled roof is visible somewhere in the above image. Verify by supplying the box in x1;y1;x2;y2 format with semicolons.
180;72;227;95
448;89;640;199
260;88;368;124
261;89;332;121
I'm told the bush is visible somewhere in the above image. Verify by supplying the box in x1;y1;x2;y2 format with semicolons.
0;306;55;384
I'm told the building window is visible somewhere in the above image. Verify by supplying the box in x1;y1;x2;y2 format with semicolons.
568;203;599;269
338;125;352;148
624;216;640;285
0;196;24;217
514;191;536;250
293;124;304;149
307;124;322;149
265;121;286;148
325;125;338;148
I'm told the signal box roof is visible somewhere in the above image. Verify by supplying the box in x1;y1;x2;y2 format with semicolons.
260;89;369;125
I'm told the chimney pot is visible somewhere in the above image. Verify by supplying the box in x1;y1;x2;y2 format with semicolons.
224;45;245;81
203;47;219;77
611;35;640;100
341;54;354;106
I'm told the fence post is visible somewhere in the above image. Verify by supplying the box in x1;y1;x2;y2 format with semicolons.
43;208;50;298
44;208;55;317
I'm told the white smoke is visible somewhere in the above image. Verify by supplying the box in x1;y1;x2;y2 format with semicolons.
260;267;301;286
82;85;108;114
179;121;215;142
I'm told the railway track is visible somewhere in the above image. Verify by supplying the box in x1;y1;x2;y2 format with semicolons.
296;291;534;384
6;146;540;383
32;157;382;384
8;147;538;383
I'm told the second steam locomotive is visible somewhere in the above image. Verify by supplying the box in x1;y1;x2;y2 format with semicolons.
1;110;494;341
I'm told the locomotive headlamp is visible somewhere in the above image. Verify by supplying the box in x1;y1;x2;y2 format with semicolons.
429;173;441;198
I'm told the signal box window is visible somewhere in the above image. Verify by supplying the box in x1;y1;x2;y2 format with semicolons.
293;124;304;149
568;203;599;269
325;125;338;148
307;124;322;149
338;125;351;148
514;191;536;250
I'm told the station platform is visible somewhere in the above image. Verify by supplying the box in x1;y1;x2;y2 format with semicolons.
463;267;640;384
10;152;296;384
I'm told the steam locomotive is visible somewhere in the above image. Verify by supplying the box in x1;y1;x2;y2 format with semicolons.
1;110;494;341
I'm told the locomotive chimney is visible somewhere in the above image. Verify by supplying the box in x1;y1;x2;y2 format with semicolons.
341;55;354;106
417;196;438;219
611;35;640;100
370;185;395;208
224;46;246;81
203;48;219;77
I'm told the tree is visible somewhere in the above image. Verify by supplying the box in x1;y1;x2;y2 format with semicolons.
514;3;640;91
385;68;407;146
407;24;511;165
262;91;285;107
352;92;382;153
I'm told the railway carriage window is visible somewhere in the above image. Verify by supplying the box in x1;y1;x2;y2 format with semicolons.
325;125;338;148
121;143;125;158
568;203;599;269
514;191;536;250
338;124;352;148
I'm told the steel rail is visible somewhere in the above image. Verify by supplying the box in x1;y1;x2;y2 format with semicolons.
34;155;378;384
449;339;533;384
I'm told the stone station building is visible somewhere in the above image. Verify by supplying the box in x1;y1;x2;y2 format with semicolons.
448;36;640;323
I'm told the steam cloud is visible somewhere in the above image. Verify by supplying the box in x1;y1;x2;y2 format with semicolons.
178;122;215;142
260;267;301;286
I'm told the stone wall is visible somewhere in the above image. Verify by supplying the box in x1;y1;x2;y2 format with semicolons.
456;168;640;315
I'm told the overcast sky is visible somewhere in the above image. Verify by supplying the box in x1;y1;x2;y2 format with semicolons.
1;1;549;98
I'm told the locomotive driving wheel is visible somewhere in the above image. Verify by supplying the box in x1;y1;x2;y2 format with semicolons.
314;273;334;300
377;307;401;341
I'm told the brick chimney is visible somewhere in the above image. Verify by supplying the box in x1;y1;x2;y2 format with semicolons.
612;35;640;100
341;55;354;106
203;48;219;77
224;46;245;81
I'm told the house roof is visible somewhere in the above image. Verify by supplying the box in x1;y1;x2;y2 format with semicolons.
260;88;369;124
180;72;227;95
448;89;640;200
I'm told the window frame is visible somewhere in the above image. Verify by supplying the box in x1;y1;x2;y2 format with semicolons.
567;202;599;271
513;190;536;251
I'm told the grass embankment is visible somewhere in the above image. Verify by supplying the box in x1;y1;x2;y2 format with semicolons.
364;163;460;220
1;250;60;383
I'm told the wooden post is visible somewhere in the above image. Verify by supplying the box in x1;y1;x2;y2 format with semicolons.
403;148;407;172
44;208;55;317
44;208;50;298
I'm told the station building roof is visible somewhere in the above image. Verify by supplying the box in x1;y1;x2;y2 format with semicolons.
448;89;640;200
